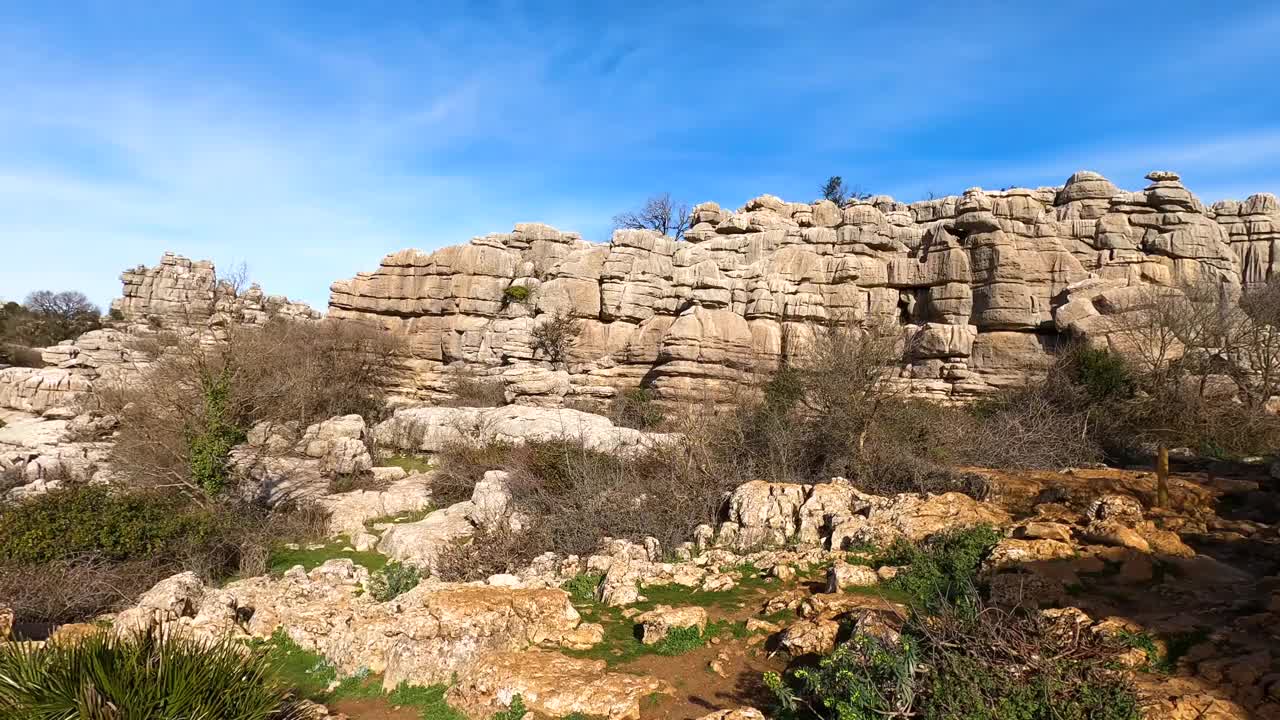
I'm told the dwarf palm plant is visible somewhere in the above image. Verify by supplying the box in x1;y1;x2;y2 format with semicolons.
0;626;306;719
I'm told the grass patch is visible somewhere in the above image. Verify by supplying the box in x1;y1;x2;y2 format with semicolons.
561;573;603;605
364;507;432;531
381;454;434;474
257;630;464;719
256;629;336;702
267;538;387;576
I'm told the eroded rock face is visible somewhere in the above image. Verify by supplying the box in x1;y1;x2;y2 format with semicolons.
372;404;678;455
0;410;113;499
230;415;374;506
328;172;1273;404
720;478;1010;552
112;564;600;692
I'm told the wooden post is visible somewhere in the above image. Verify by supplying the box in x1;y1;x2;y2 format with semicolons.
1155;444;1170;508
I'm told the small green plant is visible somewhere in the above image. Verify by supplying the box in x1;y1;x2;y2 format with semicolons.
767;634;919;720
875;524;1000;612
0;625;304;719
502;284;532;304
1117;628;1208;675
651;626;706;656
370;561;421;601
562;573;603;605
491;694;528;720
187;368;246;496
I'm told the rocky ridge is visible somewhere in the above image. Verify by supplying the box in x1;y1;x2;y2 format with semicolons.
328;170;1280;404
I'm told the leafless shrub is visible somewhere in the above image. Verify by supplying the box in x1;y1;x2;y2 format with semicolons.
531;310;582;365
0;556;168;625
612;193;691;240
430;440;516;506
433;525;536;583
962;387;1104;470
435;437;734;560
1101;279;1280;502
325;473;389;495
444;368;507;408
99;317;402;499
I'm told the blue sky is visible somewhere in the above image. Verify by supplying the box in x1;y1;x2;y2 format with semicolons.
2;1;1279;311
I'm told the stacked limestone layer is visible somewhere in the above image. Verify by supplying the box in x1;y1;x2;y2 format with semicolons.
112;252;320;327
329;170;1280;404
0;253;320;414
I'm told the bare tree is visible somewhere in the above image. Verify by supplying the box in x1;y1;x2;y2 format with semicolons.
531;310;582;365
612;193;691;240
1103;279;1280;505
15;290;101;346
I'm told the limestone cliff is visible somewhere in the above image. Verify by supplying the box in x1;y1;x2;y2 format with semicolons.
0;252;319;413
328;170;1280;404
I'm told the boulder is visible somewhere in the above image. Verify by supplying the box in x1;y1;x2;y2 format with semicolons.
447;650;672;720
826;562;880;592
378;502;477;571
635;605;708;645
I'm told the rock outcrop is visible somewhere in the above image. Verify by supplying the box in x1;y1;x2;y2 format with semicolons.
0;253;318;415
373;403;678;455
329;171;1276;404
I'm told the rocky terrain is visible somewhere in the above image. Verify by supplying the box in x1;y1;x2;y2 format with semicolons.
3;169;1280;719
21;449;1280;720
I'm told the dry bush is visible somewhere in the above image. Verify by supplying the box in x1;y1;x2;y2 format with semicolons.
430;440;516;506
435;437;734;560
444;369;507;408
0;557;169;625
1095;279;1280;505
100;317;402;499
531;310;581;365
433;525;535;583
961;387;1104;470
0;344;44;368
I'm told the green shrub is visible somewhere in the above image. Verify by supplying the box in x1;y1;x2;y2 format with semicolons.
0;487;330;623
0;625;305;719
502;285;532;304
767;601;1139;720
0;485;218;565
370;561;421;601
1071;346;1134;401
876;524;1000;612
766;634;919;720
491;694;528;720
562;573;603;605
187;368;247;496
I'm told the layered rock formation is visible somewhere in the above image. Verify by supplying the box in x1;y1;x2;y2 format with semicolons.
0;253;319;414
330;171;1280;403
